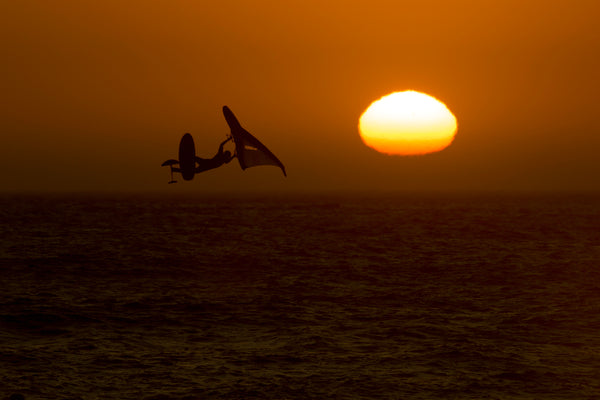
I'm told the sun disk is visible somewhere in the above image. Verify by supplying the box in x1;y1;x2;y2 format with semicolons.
359;91;457;155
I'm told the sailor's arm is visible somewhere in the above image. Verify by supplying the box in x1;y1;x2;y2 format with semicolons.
217;136;232;154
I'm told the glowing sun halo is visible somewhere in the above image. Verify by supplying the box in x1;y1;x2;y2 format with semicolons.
359;91;457;155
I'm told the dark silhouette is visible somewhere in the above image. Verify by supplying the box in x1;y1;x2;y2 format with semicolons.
161;134;234;183
223;106;286;176
161;106;286;183
196;136;235;173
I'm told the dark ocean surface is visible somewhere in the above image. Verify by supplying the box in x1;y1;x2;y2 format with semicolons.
1;193;599;399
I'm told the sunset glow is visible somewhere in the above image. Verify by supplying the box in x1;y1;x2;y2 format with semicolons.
359;91;458;155
2;1;598;192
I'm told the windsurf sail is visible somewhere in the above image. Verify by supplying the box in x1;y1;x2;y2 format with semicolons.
222;106;287;177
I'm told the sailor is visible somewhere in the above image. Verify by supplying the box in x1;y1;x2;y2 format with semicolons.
195;136;235;173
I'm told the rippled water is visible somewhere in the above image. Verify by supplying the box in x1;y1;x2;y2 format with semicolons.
1;193;599;399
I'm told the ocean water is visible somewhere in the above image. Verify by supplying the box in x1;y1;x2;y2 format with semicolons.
1;193;599;399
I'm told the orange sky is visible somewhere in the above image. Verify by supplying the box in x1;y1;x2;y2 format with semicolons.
2;0;599;193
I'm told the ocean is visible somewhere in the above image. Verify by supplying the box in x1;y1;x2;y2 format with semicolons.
1;192;599;399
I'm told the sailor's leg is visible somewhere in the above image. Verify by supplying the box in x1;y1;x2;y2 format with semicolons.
195;157;214;173
161;159;179;167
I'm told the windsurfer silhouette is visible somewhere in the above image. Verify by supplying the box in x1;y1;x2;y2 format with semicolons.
195;136;235;173
162;106;286;183
161;135;235;183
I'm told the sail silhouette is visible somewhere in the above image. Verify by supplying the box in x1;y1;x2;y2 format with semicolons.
222;106;287;177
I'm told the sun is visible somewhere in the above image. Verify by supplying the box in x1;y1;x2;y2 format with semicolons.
358;91;457;155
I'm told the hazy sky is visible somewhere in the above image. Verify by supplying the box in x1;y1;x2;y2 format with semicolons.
2;0;599;193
